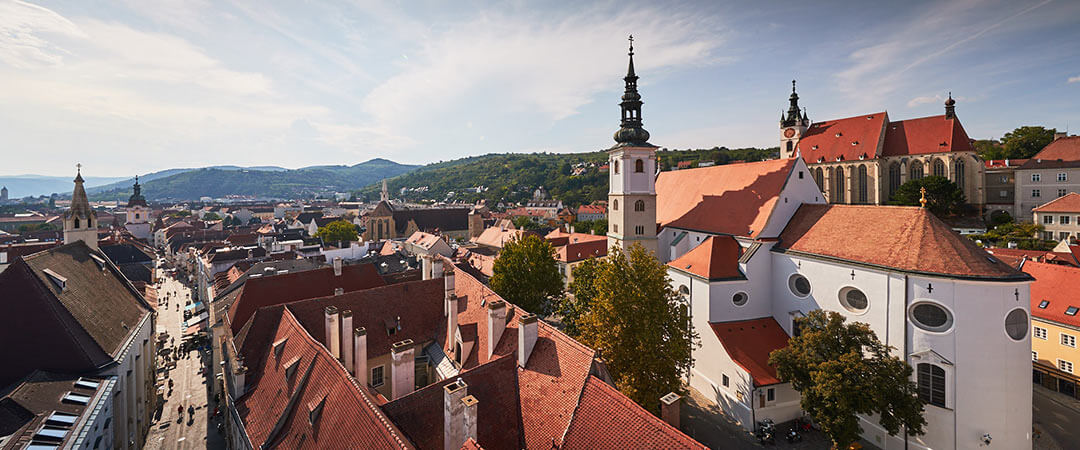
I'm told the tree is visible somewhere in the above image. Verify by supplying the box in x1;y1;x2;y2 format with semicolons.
769;310;926;449
490;234;564;316
202;212;221;221
557;257;603;337
973;139;1004;160
315;220;358;243
511;215;541;230
1001;126;1056;159
890;176;965;216
973;221;1053;250
575;244;698;414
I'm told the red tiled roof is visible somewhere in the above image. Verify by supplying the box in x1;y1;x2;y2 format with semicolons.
882;115;974;156
234;308;412;449
473;227;523;249
777;204;1029;279
227;264;386;334
460;438;482;450
985;159;1028;169
656;159;795;238
667;236;744;280
562;376;706;449
1029;136;1080;162
1024;262;1080;328
709;317;789;386
798;112;885;162
1033;193;1080;213
405;231;442;250
576;204;606;215
556;237;608;263
677;160;694;169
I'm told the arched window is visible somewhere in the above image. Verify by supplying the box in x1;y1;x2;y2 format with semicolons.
813;168;824;192
634;200;645;212
612;199;618;211
932;159;946;177
888;162;901;197
635;159;644;173
955;159;966;193
614;160;619;174
86;218;91;228
74;217;80;228
857;165;868;204
786;141;793;153
831;168;845;203
910;161;924;180
917;363;946;407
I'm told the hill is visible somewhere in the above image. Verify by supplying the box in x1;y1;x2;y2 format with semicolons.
355;147;778;208
91;158;417;201
0;174;129;198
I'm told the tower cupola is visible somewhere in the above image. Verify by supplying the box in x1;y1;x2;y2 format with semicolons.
612;35;652;148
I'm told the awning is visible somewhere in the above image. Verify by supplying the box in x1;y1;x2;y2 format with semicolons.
184;301;205;312
183;312;208;327
184;322;207;336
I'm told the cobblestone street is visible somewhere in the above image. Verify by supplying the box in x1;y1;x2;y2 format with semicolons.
145;262;225;450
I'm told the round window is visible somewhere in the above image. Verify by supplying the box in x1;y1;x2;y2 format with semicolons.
1004;308;1028;341
910;302;953;333
732;292;748;306
839;287;868;313
678;285;689;299
789;274;811;297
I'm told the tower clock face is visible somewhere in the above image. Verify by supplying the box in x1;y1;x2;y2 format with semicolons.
784;128;796;138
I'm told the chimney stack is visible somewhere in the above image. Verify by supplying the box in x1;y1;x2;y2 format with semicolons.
487;300;507;359
444;265;456;316
462;395;478;446
443;379;468;450
391;339;415;400
341;310;353;368
421;255;433;280
333;256;342;276
325;306;340;359
1055;132;1067;141
432;258;443;281
518;313;538;367
660;392;682;430
354;327;367;384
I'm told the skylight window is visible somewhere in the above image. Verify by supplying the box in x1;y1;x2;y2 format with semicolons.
34;427;68;442
1038;300;1050;309
1067;306;1079;316
74;378;100;390
45;412;78;427
61;392;90;405
42;269;67;292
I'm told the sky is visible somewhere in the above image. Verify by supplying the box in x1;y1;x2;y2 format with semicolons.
1;0;1078;177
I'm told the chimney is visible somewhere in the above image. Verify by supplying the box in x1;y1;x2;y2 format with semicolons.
421;255;433;280
354;327;367;383
518;313;538;367
443;379;468;450
325;306;340;359
432;258;443;281
487;300;507;358
341;310;353;368
333;256;342;276
660;392;682;430
444;265;456;316
1055;132;1068;141
447;294;459;351
390;339;415;400
462;395;478;445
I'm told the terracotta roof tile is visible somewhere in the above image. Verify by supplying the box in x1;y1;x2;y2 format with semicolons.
556;238;607;263
405;231;443;250
882;115;973;156
1033;193;1080;213
797;113;886;162
1024;261;1080;328
667;235;744;280
562;376;706;449
473;227;524;249
709;317;789;386
656;159;795;238
776;204;1029;279
1028;136;1080;162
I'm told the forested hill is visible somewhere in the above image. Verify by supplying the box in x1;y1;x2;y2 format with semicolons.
90;159;417;201
356;147;778;207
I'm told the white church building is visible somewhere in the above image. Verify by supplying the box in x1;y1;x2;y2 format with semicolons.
606;40;1034;450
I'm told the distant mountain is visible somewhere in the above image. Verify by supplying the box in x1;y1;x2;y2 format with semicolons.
85;165;290;195
0;174;127;198
89;158;417;201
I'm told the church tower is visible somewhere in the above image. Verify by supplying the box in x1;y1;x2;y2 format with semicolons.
63;164;98;250
607;35;658;256
780;80;809;159
124;175;152;240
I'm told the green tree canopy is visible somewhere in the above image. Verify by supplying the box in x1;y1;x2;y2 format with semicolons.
490;234;564;315
572;219;608;236
769;310;926;448
1001;126;1056;159
511;216;541;230
202;212;222;221
890;176;965;216
557;256;603;337
575;244;698;414
315;219;359;243
972;221;1053;250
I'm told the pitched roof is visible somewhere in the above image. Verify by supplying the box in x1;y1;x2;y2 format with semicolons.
99;243;152;265
797;112;886;162
882;115;974;156
227;263;386;334
405;231;443;250
776;204;1030;280
562;376;706;450
985;159;1028;169
1024;261;1080;328
555;236;608;263
1026;136;1080;163
393;208;470;234
1033;193;1080;213
655;159;795;238
233;308;412;449
473;227;524;249
576;204;606;215
0;371;107;449
667;236;744;281
709;317;789;386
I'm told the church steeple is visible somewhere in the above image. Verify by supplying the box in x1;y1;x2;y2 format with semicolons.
380;179;389;203
64;163;98;250
781;80;807;128
612;35;652;148
944;92;956;119
779;80;810;159
127;175;147;207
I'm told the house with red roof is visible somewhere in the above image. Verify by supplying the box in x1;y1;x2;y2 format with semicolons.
1024;261;1080;401
1014;135;1080;221
983;158;1028;220
1033;192;1080;243
575;203;607;222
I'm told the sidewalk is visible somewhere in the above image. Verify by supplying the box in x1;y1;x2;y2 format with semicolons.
1033;385;1074;450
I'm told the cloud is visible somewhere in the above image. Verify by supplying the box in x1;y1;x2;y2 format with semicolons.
0;1;86;68
1069;75;1080;83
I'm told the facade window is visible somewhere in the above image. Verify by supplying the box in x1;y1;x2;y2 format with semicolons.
1035;326;1048;340
857;165;868;203
1005;309;1028;341
732;292;748;306
1033;173;1042;182
956;159;965;188
999;190;1008;198
634;225;644;235
1059;173;1068;182
831;168;845;203
722;374;729;387
814;168;825;192
839;287;868;313
612;199;618;211
910;161;924;180
910;302;953;333
1044;215;1054;224
932;159;946;177
614;160;619;174
635;159;644;173
1062;216;1072;225
766;388;775;402
1033;189;1041;198
888;163;901;196
371;366;385;387
1063;333;1077;348
1059;189;1068;198
634;200;645;212
789;274;811;297
1069;232;1078;240
1060;359;1074;374
1033;351;1038;361
613;224;618;233
1001;176;1009;183
917;363;946;408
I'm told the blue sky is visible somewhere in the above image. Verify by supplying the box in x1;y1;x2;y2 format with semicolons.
1;0;1078;177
